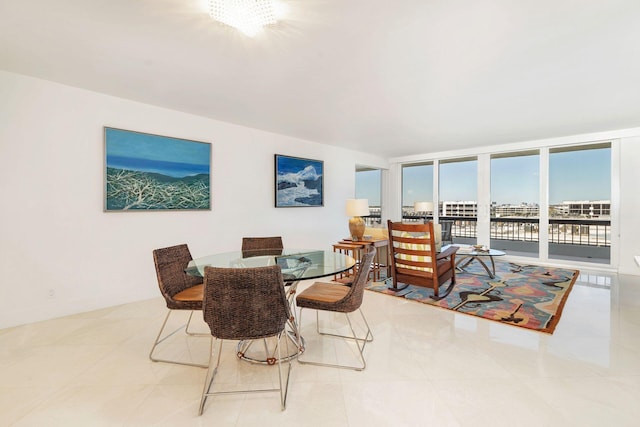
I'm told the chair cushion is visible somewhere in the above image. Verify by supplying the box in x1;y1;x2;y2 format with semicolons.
364;226;389;239
395;231;434;272
297;282;350;305
433;223;442;253
173;284;204;302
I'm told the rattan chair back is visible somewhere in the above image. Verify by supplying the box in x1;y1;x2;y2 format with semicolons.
241;236;284;258
202;265;290;340
341;245;377;312
153;244;203;310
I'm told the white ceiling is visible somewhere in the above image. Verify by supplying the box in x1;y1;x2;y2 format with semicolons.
2;0;640;158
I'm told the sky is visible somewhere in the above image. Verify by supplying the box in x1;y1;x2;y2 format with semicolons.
491;155;537;205
355;170;381;205
105;127;210;164
357;147;611;207
548;148;611;204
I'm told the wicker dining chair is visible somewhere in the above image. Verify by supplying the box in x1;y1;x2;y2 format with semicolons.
149;244;209;368
296;245;376;371
241;236;300;285
199;265;293;415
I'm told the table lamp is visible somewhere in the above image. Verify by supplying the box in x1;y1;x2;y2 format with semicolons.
346;199;370;241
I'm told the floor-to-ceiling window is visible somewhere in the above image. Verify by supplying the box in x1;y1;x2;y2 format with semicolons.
490;150;540;257
548;143;611;263
395;142;614;265
439;157;477;244
401;162;434;221
356;167;382;225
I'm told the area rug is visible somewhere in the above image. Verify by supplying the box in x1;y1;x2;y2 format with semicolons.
367;261;579;334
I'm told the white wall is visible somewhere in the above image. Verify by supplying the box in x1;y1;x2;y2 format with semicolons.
0;71;387;328
618;138;640;275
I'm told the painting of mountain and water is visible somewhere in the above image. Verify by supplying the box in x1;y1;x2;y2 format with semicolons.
104;128;211;211
275;154;324;207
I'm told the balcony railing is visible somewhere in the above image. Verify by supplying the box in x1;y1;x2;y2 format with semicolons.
548;218;611;247
491;217;539;242
377;212;611;247
397;214;479;238
489;217;611;247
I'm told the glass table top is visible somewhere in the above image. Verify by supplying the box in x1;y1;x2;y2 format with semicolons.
443;244;506;257
186;248;356;281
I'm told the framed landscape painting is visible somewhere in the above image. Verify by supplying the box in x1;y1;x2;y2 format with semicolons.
275;154;324;207
104;127;211;211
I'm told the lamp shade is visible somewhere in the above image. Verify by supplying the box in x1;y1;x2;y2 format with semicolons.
345;199;370;217
414;201;434;213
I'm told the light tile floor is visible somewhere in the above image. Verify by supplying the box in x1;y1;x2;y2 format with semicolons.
1;268;640;426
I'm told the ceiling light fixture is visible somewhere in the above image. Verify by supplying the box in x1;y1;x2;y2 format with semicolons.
209;0;278;37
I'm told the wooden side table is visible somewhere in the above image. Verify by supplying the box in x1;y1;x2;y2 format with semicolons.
340;237;389;281
332;242;365;280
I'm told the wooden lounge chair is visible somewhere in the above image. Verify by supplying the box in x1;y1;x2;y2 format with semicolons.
387;220;459;300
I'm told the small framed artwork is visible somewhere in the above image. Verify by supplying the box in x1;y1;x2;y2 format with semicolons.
104;127;211;211
274;154;324;207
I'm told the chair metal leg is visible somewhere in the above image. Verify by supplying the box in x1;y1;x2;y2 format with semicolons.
199;338;223;415
185;310;209;337
297;307;373;371
277;330;292;410
312;309;373;343
149;309;209;368
198;332;292;415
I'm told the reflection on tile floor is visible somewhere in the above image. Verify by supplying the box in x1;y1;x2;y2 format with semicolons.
1;269;640;426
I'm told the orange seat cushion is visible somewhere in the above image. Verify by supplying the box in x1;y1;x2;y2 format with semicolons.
297;282;349;304
173;284;204;302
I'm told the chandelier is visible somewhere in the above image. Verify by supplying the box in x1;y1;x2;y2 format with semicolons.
209;0;278;37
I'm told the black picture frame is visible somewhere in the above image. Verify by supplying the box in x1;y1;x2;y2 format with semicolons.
274;154;324;207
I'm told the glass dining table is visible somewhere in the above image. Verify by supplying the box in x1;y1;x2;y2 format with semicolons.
186;248;356;364
186;248;356;282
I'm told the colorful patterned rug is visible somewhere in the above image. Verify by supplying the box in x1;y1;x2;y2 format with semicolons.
367;261;579;334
